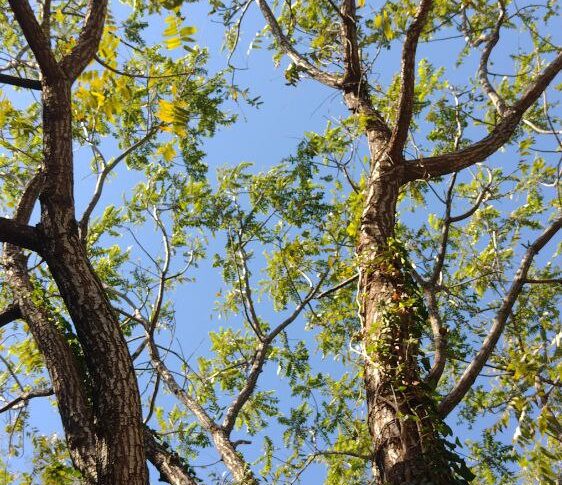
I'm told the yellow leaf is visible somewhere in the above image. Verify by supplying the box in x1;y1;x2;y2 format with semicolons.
163;16;179;37
384;22;394;40
165;37;182;50
157;100;176;124
180;26;197;38
158;144;176;162
55;8;64;24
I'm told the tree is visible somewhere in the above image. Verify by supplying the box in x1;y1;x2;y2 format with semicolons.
236;0;562;481
0;0;560;484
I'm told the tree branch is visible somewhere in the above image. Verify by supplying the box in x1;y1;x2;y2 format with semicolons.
222;274;326;435
438;214;562;417
340;0;362;88
388;0;433;159
146;333;258;484
231;231;264;339
0;73;41;90
7;0;61;79
222;344;268;434
477;3;508;115
404;51;562;181
424;289;447;388
3;175;97;479
524;278;562;285
60;0;108;80
0;304;22;329
0;386;54;414
255;0;343;88
269;272;327;341
79;127;158;241
0;172;44;254
0;217;42;253
144;426;199;485
316;273;359;299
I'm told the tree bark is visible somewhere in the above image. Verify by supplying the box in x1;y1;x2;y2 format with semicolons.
358;167;456;484
36;78;148;484
345;75;456;479
3;178;98;483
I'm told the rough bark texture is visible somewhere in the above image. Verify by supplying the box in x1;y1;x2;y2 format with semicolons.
357;168;455;484
144;427;200;485
38;79;148;484
4;248;99;483
3;178;97;483
4;2;149;480
334;1;457;475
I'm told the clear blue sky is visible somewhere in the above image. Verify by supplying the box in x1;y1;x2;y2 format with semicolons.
2;1;560;483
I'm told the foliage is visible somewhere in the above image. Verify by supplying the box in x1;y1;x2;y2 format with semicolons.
0;0;560;483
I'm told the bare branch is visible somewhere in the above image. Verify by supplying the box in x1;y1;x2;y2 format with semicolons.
0;387;54;414
404;51;562;181
79;127;158;241
438;214;562;417
340;0;362;88
388;0;433;158
146;336;215;430
0;73;41;90
424;289;447;388
255;0;343;88
144;427;199;485
14;173;42;224
316;273;359;299
522;118;562;135
0;173;43;253
269;272;328;341
143;373;160;425
146;333;258;484
477;3;508;115
222;344;268;434
428;173;457;286
7;0;60;79
524;278;562;285
222;274;326;435
0;304;22;329
60;0;108;80
231;231;264;339
475;7;561;136
449;183;490;223
428;173;491;286
0;217;42;254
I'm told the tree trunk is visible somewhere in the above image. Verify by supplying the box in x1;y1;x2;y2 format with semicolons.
3;174;98;482
38;79;148;484
358;161;456;484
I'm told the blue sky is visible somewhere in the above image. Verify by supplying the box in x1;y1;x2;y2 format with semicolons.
1;0;561;483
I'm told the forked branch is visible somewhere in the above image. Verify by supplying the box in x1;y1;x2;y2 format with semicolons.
0;387;54;414
222;274;326;434
404;51;562;181
144;426;200;485
438;214;562;417
146;333;258;484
